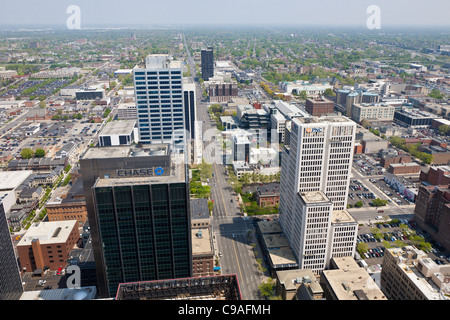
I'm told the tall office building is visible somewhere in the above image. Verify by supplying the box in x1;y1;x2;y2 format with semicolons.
182;79;201;165
279;116;357;272
133;54;186;149
201;47;214;81
0;201;23;300
80;144;192;298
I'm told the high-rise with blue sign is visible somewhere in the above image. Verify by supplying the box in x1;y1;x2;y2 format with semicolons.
279;116;358;273
80;144;192;298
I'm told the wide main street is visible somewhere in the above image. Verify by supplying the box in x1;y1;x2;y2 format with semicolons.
184;37;265;299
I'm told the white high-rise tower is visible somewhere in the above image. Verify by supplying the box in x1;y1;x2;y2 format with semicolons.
279;115;358;272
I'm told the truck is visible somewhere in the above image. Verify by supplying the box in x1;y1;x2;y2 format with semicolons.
358;260;369;269
213;266;221;271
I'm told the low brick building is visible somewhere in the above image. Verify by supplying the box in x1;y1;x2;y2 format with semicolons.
255;182;280;207
380;154;411;169
389;162;421;175
305;97;335;116
17;220;79;272
420;165;450;186
46;179;87;227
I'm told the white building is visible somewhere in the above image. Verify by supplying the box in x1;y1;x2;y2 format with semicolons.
280;80;333;97
98;120;138;147
133;54;185;148
279;115;357;273
117;103;137;120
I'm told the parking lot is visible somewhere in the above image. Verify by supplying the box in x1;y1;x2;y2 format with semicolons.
357;219;450;266
21;270;68;292
0;79;73;99
347;179;377;207
353;154;384;176
370;177;413;206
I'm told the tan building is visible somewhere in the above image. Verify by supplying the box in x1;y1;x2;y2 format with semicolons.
17;220;79;272
190;199;215;277
351;102;395;123
381;246;450;300
320;256;387;300
275;269;324;300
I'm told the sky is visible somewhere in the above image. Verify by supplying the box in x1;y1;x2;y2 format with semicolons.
0;0;450;28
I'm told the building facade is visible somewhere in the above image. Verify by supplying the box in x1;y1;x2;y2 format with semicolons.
305;97;335;116
381;246;450;300
0;201;23;300
133;54;186;148
279;116;357;273
16;220;79;272
79;144;192;298
201;47;214;81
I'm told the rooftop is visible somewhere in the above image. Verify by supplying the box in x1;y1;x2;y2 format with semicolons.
82;144;170;160
144;54;181;69
191;228;213;256
0;170;33;191
331;210;357;224
17;220;77;246
99;120;136;136
298;191;332;205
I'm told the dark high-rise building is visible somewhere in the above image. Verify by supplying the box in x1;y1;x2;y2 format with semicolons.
80;144;192;298
201;47;214;81
0;201;23;300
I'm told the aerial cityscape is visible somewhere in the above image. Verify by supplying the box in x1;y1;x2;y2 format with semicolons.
0;0;450;308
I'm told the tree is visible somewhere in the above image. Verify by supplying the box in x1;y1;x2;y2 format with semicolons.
34;148;45;158
429;89;444;100
361;119;371;129
258;278;275;298
438;124;450;136
372;198;388;207
21;148;33;159
324;88;335;96
355;201;363;208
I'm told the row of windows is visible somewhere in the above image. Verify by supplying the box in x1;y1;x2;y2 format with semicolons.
135;71;181;75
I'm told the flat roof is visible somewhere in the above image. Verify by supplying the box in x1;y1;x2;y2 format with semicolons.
331;210;357;224
93;152;186;187
99;120;136;136
0;170;33;191
191;228;213;256
82;144;170;160
267;247;298;267
276;269;321;292
20;287;97;300
261;233;290;249
322;267;387;300
298;191;331;205
257;220;283;234
17;220;77;246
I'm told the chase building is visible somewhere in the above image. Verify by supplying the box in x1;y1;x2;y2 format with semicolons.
80;144;192;298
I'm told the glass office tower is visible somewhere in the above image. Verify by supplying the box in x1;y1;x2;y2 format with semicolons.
201;47;214;81
80;144;192;298
133;54;185;148
0;201;23;300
